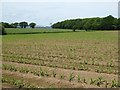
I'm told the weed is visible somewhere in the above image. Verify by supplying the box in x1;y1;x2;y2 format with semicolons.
90;78;96;85
105;80;109;88
84;60;88;64
45;71;49;77
95;77;105;87
60;74;65;79
92;59;94;65
77;75;81;82
40;67;44;76
111;79;118;88
83;78;87;84
69;73;75;82
52;71;56;77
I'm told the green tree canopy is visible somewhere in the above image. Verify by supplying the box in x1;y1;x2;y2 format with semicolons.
19;22;28;28
100;15;115;30
117;18;120;30
52;15;118;31
11;22;19;28
29;23;36;28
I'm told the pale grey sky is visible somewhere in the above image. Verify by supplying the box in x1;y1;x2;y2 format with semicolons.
118;1;120;18
1;1;119;26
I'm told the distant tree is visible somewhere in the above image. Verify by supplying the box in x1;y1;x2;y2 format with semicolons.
91;18;101;30
72;25;77;32
0;23;6;35
100;15;114;30
52;15;118;30
117;18;120;30
83;21;91;31
74;19;83;30
2;22;13;28
11;22;19;28
111;18;118;30
19;22;28;28
29;23;36;28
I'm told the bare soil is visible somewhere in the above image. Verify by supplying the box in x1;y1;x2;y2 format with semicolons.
2;61;118;88
2;70;85;88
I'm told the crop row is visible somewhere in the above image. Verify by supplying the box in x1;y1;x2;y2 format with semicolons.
3;39;118;65
3;56;118;75
3;54;117;68
2;64;119;88
3;47;118;66
2;76;37;88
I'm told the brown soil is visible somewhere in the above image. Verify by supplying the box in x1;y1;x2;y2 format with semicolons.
2;70;85;88
2;83;16;88
2;61;118;88
3;61;117;81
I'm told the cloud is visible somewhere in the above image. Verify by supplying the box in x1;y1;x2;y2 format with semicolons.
118;1;120;18
1;0;119;2
2;2;118;26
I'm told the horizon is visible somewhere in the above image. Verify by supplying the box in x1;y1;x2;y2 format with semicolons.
1;1;119;26
1;14;118;27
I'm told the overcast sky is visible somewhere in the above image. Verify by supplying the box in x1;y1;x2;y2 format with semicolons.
1;0;119;26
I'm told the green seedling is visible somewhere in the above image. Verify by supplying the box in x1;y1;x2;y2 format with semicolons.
90;78;96;85
60;74;65;79
111;79;118;88
69;73;75;82
52;71;56;77
77;75;81;82
40;67;44;76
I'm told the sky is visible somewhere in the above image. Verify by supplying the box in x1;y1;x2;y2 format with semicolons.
1;0;119;26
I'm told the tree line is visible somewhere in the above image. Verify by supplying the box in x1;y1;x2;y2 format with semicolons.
1;22;36;28
0;23;6;35
52;15;120;31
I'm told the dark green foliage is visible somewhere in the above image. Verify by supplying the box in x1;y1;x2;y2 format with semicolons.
29;23;36;28
11;22;19;28
52;15;120;30
100;15;114;30
1;22;18;28
19;22;28;28
1;22;36;29
0;23;7;35
72;25;77;32
83;20;92;31
1;22;14;28
117;18;120;29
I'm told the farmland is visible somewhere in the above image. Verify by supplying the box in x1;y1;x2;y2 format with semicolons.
2;28;119;88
